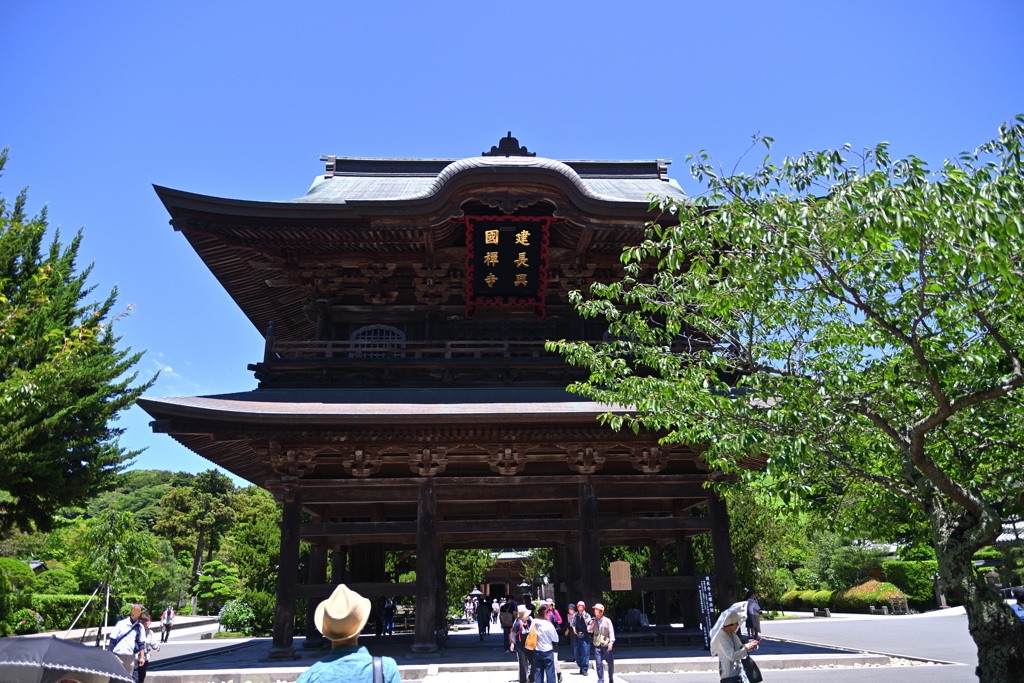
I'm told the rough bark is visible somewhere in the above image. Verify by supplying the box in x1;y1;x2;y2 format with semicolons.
929;496;1024;682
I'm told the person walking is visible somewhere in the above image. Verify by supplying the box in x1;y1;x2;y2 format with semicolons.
509;604;535;683
588;603;616;683
134;613;161;683
159;605;175;643
382;597;396;636
532;603;560;683
295;584;400;683
711;609;758;682
745;591;762;639
572;600;591;676
108;603;146;677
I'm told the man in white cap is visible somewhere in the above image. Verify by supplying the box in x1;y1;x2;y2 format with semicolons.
572;600;591;675
588;603;615;683
296;584;400;683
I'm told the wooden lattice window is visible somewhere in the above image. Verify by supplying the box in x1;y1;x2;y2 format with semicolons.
350;325;406;358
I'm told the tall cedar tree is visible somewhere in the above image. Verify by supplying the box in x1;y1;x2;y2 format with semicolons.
0;148;152;535
551;118;1024;681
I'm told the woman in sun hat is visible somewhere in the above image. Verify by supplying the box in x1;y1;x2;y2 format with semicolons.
296;584;401;683
710;606;759;682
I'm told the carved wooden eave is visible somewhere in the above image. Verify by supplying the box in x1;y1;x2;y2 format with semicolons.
153;154;685;341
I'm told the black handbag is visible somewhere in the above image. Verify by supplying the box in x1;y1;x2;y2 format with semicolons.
742;655;763;683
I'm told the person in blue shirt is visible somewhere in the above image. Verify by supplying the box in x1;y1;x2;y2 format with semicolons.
1011;587;1024;629
296;584;400;683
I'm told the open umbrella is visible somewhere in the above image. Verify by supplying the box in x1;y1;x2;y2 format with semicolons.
0;636;132;683
707;600;748;646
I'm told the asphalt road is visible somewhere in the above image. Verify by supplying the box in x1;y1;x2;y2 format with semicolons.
618;608;979;683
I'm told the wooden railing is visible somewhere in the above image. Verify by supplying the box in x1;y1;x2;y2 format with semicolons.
265;339;557;362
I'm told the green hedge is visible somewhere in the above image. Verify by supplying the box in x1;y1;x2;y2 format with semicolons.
831;580;905;613
28;594;96;631
882;560;938;608
779;589;835;610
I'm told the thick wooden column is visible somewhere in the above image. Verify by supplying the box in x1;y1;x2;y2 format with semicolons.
270;487;302;659
675;536;700;628
303;543;328;648
412;481;438;653
565;533;583;599
331;545;348;584
554;541;568;614
650;543;669;625
707;488;738;608
579;481;602;606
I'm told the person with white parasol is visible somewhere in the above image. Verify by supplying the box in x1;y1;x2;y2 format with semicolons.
709;601;760;682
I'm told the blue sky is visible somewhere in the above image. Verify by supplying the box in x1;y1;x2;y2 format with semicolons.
2;1;1022;484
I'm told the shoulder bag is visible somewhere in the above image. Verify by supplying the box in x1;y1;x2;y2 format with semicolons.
742;655;763;683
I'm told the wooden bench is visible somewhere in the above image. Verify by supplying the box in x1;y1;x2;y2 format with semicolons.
614;631;659;647
657;630;704;647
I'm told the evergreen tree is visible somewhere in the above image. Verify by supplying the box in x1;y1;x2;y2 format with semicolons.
0;148;153;535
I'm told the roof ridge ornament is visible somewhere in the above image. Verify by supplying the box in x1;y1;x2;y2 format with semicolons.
483;131;536;157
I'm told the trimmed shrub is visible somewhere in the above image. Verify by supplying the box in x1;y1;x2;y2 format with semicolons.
779;589;831;610
29;594;96;630
219;599;255;635
34;570;80;595
831;580;905;613
0;573;14;635
882;560;938;608
0;558;35;592
243;589;275;635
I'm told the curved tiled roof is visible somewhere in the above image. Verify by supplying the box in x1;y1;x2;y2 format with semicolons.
295;155;686;205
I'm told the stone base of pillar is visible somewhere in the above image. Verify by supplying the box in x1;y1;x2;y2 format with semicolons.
268;645;298;660
410;641;439;654
302;634;328;649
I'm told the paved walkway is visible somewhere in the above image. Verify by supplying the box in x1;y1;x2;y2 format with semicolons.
20;608;979;682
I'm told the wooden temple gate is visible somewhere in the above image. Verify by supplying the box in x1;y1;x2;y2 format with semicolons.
139;134;741;657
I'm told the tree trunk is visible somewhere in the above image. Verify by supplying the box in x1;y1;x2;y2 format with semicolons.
930;498;1024;682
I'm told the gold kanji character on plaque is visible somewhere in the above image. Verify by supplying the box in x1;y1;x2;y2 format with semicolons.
485;230;500;245
484;251;499;266
515;230;531;246
485;273;498;288
514;273;528;287
514;252;529;268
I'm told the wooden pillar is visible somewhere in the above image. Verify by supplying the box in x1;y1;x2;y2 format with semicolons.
650;543;669;626
565;533;583;599
412;481;438;653
675;536;700;628
579;481;602;606
331;545;348;584
707;488;738;608
303;543;328;648
554;541;568;614
269;487;302;659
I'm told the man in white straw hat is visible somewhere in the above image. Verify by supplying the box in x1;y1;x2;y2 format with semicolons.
296;584;400;683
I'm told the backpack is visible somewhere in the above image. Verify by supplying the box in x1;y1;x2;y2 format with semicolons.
499;609;515;629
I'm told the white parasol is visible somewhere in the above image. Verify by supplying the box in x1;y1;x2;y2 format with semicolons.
707;600;748;645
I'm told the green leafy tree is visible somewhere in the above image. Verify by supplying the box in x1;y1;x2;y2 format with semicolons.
444;549;494;616
551;119;1024;680
229;487;280;594
84;508;156;635
155;470;236;592
193;559;240;615
0;149;153;536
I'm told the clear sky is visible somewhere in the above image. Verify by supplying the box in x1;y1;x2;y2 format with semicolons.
2;1;1022;485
